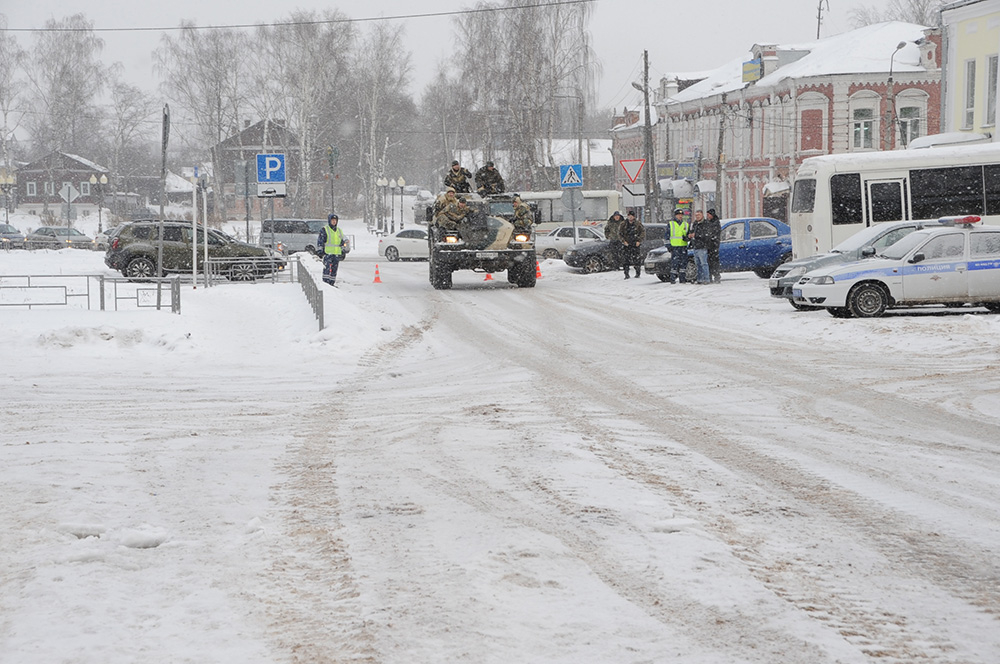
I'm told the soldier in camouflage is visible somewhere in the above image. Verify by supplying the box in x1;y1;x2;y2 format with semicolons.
512;195;533;231
444;160;473;193
475;161;505;195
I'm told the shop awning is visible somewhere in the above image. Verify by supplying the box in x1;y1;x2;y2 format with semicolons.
694;180;716;194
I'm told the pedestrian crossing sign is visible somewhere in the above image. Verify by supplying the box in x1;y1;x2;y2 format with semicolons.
559;164;583;188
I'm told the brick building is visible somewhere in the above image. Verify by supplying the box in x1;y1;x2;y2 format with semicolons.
612;22;942;222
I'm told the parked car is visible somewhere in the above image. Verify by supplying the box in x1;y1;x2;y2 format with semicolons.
378;227;429;261
563;223;669;273
105;219;286;281
770;219;930;310
644;217;792;282
0;222;24;249
24;226;96;250
793;215;1000;318
93;224;121;251
536;225;605;259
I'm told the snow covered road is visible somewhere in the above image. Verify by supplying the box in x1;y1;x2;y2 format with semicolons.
2;222;1000;662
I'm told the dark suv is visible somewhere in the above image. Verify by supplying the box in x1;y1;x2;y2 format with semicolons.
105;220;286;281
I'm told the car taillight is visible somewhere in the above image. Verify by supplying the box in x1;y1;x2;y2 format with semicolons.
111;237;119;250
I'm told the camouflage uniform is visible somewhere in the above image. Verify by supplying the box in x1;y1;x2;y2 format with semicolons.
475;163;505;195
512;199;533;230
435;196;468;231
444;163;473;193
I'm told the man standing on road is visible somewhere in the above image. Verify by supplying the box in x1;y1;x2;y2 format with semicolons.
605;211;624;268
668;208;690;284
687;210;711;284
705;208;722;283
620;210;645;279
318;213;347;286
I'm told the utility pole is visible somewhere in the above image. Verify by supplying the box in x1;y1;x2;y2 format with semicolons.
639;50;658;224
816;0;830;39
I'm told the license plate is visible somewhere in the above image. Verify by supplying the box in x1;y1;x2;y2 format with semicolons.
792;289;802;298
476;252;498;259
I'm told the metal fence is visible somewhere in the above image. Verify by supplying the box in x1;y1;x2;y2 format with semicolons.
0;274;180;313
294;257;324;331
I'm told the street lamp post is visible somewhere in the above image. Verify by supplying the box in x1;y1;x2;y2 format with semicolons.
397;177;406;231
0;169;14;223
885;41;907;150
632;49;660;224
89;173;108;233
389;178;397;234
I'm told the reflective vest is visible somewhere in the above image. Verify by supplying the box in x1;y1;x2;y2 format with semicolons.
323;225;345;256
669;219;689;247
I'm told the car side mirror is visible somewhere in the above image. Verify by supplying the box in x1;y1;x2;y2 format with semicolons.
861;246;876;257
910;252;925;264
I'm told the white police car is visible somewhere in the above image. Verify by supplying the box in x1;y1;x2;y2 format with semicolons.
793;216;1000;318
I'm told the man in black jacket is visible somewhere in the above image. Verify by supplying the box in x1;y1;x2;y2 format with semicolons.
705;208;722;282
620;211;645;279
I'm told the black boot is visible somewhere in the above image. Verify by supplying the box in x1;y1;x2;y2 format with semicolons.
634;267;641;277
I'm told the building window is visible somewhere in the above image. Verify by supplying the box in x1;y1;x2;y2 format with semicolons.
898;106;921;146
44;181;54;196
852;108;875;149
801;109;824;151
964;59;977;128
27;182;37;196
986;55;998;127
80;182;91;196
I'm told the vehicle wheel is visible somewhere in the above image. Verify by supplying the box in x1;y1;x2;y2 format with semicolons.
542;248;560;260
228;262;256;282
430;261;452;289
384;246;400;262
754;268;773;279
656;273;669;283
790;300;822;312
124;256;156;281
685;258;697;283
509;260;536;288
827;307;853;318
848;282;889;318
582;255;604;274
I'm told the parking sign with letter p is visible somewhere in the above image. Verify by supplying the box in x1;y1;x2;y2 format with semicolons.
256;153;286;183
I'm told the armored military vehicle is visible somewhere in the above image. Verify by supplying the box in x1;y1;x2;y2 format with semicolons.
427;192;536;289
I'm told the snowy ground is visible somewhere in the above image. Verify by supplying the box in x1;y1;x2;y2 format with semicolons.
2;211;1000;663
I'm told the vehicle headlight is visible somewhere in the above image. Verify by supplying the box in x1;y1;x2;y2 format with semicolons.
512;232;530;243
443;234;461;244
809;275;835;285
786;266;807;278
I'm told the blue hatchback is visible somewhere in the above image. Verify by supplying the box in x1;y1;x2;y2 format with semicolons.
643;217;792;281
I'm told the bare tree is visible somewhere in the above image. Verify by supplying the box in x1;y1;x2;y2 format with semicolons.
22;13;111;156
352;22;412;227
0;15;27;169
104;80;159;195
850;0;946;27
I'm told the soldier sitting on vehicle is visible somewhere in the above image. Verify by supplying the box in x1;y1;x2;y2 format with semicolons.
475;161;505;195
512;195;533;231
434;192;470;231
444;160;473;193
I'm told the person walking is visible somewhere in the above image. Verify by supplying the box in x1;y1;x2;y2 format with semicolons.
318;213;347;286
667;208;690;284
605;211;624;268
687;210;711;284
444;160;473;193
705;208;722;283
620;210;645;279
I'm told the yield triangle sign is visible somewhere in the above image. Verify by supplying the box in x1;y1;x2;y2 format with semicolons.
620;159;645;183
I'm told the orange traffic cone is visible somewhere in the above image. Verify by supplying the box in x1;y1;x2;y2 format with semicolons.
373;264;383;283
484;272;494;281
535;261;543;279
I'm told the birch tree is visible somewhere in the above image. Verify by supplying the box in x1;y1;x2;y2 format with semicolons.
0;15;26;169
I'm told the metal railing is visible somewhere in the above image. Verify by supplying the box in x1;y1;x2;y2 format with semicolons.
295;257;324;331
0;274;180;313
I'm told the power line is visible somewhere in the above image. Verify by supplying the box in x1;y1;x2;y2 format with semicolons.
1;0;597;33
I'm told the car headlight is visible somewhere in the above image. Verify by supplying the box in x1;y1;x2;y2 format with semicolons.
808;275;835;285
786;266;807;278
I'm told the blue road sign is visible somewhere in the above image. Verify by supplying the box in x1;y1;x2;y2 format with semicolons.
559;164;583;188
256;153;286;183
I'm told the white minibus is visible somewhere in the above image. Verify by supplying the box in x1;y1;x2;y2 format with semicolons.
789;143;1000;258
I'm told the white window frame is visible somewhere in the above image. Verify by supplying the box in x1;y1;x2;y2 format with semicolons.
44;181;54;196
80;182;91;196
26;182;37;196
797;91;828;155
986;54;998;128
849;92;880;151
894;89;929;148
964;58;977;129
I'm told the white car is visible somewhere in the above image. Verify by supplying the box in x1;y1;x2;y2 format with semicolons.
535;225;605;259
793;216;1000;318
377;227;429;261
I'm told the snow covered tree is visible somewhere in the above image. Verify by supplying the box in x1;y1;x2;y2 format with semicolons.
850;0;947;27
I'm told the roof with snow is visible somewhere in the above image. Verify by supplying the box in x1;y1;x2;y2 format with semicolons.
669;21;933;105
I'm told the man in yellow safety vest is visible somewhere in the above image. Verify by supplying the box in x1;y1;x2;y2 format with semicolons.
318;213;347;286
668;208;690;284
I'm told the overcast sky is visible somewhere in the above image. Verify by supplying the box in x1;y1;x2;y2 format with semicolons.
4;0;901;112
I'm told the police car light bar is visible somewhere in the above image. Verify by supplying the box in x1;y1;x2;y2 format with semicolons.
937;215;982;225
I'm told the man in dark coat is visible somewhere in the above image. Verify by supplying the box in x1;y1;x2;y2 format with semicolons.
705;208;723;282
475;161;505;195
605;211;624;267
619;211;645;279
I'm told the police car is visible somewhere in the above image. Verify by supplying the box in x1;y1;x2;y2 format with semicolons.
792;216;1000;318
